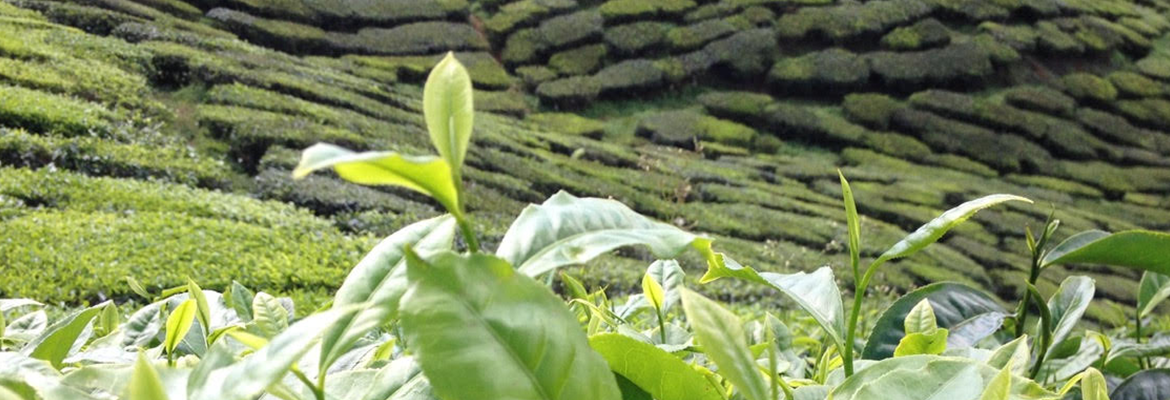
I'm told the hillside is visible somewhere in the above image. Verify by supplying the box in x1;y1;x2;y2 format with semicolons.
1;0;1169;322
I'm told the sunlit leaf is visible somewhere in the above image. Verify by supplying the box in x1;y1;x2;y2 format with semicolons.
293;143;460;216
127;353;168;400
702;258;845;351
839;171;861;278
250;292;288;338
1138;272;1170;318
863;283;1005;360
831;355;1055;400
894;329;949;357
681;289;769;400
1041;230;1170;275
399;251;621;400
1043;276;1095;359
642;273;666;312
163;300;197;357
589;333;723;400
319;215;456;373
189;306;362;400
905;299;938;335
980;362;1012;400
498;191;722;278
423;52;474;174
876;195;1031;264
1081;368;1108;400
646;260;684;313
22;301;110;369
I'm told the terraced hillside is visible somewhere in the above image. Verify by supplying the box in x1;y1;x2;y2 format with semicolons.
1;0;1169;322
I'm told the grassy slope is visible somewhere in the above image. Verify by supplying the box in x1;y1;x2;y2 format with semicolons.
0;0;1168;323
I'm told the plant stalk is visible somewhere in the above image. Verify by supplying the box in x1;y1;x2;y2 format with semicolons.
293;369;325;400
456;216;480;253
655;307;668;344
1014;263;1041;338
843;262;881;377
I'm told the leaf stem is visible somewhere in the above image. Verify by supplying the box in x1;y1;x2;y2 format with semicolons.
293;369;325;400
655;307;668;344
456;216;480;253
843;260;881;377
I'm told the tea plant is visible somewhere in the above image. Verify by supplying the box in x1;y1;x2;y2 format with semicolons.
2;54;1170;400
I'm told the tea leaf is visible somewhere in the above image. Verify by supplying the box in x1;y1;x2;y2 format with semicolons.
163;300;197;356
127;352;168;400
681;289;769;400
399;251;621;400
1042;230;1170;275
863;283;1005;360
589;333;723;400
293;143;460;217
876;195;1031;264
423;52;474;174
22;301;109;369
1137;272;1170;318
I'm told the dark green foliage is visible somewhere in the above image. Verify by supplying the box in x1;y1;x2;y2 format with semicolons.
604;21;672;55
865;43;994;88
0;85;114;136
1136;55;1170;80
842;93;904;130
594;59;665;93
474;90;532;117
13;0;143;35
0;129;232;188
0;53;151;109
776;0;935;42
1035;21;1084;54
637;109;756;149
1062;72;1118;103
696;28;777;76
548;44;607;76
1003;85;1076;117
332;22;489;56
483;0;577;36
502;10;603;64
666;19;738;52
599;0;696;23
197;104;371;167
516;65;559;87
684;2;739;23
1075;107;1160;150
769;48;870;92
881;18;950;51
1116;98;1170;130
1107;71;1165;98
698;91;775;123
207;8;329;54
978;22;1037;52
890;108;1051;173
217;0;467;27
536;76;601;107
527;112;606;138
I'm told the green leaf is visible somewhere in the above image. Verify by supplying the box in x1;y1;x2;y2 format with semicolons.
589;333;723;400
839;171;861;277
228;281;254;322
680;289;769;400
399;251;621;400
1044;276;1095;359
125;277;152;300
0;352;101;399
424;52;474;174
894;329;949;357
642;273;666;312
876;195;1031;265
905;299;939;335
1109;336;1170;361
947;312;1007;349
187;280;211;338
97;303;119;338
701;258;845;352
22;301;109;369
831;355;1056;400
1081;368;1109;400
1111;369;1170;400
616;374;653;400
189;306;362;400
318;215;456;373
1041;230;1170;274
293;143;460;216
863;283;1006;360
361;357;436;400
127;353;168;400
0;385;20;400
498;191;722;278
646;260;684;313
980;362;1013;400
0;299;41;313
1138;272;1170;318
988;336;1031;376
250;292;288;338
164;300;197;356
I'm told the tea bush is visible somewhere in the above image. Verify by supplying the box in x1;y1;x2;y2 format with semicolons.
4;58;1168;400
